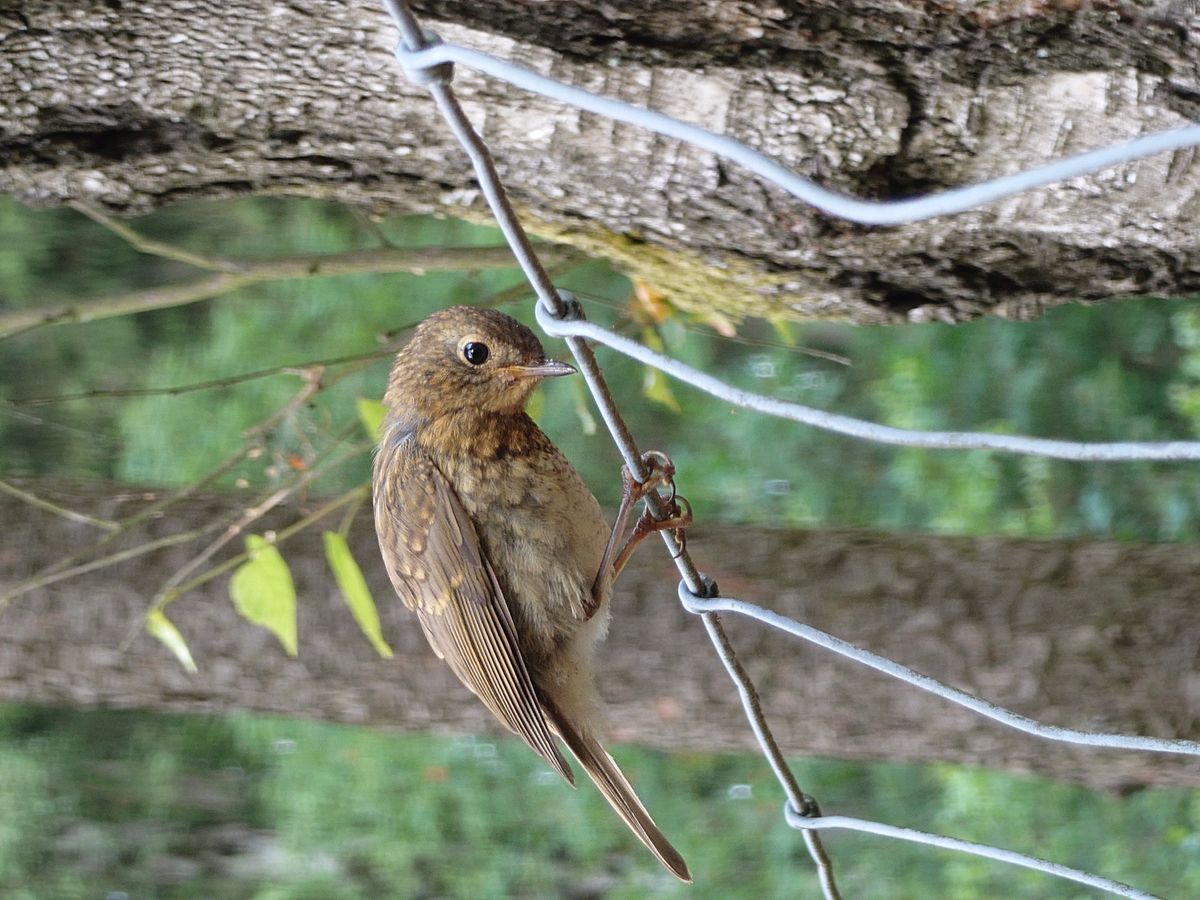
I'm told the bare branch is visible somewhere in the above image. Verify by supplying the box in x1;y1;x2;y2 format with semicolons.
0;231;582;340
0;372;328;610
0;479;120;532
9;257;585;408
68;202;246;273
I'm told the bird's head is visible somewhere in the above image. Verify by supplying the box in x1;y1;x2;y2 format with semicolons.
384;306;575;423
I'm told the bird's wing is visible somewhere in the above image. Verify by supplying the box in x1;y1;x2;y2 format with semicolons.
373;437;574;785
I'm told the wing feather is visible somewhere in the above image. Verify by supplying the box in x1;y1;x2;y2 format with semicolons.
373;435;573;785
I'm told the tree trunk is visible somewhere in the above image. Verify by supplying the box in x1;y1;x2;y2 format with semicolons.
2;2;1199;323
3;482;1198;791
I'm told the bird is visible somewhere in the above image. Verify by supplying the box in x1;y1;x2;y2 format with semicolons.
372;305;691;882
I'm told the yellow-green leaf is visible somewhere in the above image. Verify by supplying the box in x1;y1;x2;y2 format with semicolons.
146;609;198;674
702;309;737;338
643;366;682;413
323;531;393;658
356;397;387;439
640;327;681;413
767;315;797;347
631;277;671;324
230;535;297;657
526;387;545;424
571;377;597;435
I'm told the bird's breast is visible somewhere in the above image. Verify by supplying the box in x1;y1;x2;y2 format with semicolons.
433;436;610;667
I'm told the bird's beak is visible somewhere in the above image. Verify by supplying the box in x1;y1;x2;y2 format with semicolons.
516;359;576;379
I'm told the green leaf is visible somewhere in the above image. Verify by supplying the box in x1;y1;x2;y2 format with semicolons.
323;531;393;658
230;535;298;657
146;609;198;674
643;366;682;413
356;397;387;439
570;377;597;436
526;387;545;424
640;327;681;413
767;315;797;347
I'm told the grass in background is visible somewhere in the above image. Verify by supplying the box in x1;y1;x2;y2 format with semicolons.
0;705;1196;899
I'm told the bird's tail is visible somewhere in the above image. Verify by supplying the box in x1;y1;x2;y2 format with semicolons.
545;704;692;883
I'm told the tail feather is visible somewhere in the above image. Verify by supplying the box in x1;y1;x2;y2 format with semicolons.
546;707;692;883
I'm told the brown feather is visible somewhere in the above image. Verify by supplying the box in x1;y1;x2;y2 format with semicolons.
544;701;692;883
373;433;574;785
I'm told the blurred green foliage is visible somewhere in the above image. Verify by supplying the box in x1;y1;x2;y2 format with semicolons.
4;195;1200;540
0;705;1195;899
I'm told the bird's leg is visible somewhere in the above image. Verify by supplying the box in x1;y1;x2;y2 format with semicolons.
587;451;693;618
607;494;692;585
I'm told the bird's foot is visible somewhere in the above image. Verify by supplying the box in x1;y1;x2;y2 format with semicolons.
629;493;693;559
623;451;691;554
620;450;678;506
589;451;694;619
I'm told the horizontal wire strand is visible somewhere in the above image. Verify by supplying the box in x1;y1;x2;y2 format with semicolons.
535;306;1200;461
783;811;1161;900
678;584;1200;756
393;41;1200;227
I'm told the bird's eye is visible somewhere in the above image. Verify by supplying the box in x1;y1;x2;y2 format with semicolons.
461;341;490;366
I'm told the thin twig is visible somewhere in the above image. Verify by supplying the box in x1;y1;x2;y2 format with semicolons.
153;483;370;608
11;348;397;406
0;526;222;613
0;374;325;611
0;226;580;340
336;486;369;536
69;201;246;273
126;469;369;652
10;258;583;407
0;479;120;532
144;421;363;612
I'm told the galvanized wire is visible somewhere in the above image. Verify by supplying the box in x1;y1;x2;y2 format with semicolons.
391;40;1200;227
536;305;1200;461
678;585;1200;756
380;4;1195;896
781;809;1160;900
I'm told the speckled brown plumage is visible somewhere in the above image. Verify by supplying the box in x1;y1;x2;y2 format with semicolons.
372;306;690;882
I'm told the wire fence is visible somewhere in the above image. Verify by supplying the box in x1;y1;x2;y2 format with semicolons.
380;3;1200;896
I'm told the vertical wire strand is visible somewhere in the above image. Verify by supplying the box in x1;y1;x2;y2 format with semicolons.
379;1;840;894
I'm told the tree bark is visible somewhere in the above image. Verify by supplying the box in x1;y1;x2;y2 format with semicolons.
3;482;1198;791
2;2;1199;324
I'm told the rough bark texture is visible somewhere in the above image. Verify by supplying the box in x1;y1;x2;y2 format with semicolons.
3;483;1199;791
2;2;1199;323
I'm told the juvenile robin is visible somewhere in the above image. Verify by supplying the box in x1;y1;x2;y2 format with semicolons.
372;305;691;881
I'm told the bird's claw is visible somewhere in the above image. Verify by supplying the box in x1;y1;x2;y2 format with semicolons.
631;493;692;557
621;450;678;506
593;450;691;609
624;451;691;552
